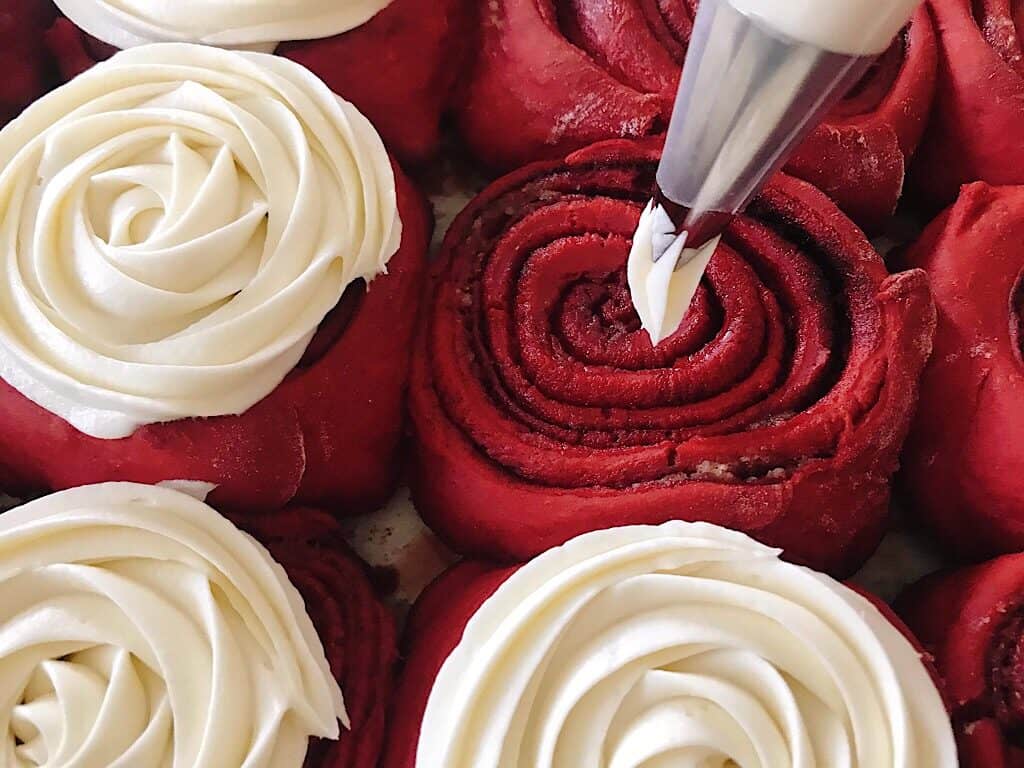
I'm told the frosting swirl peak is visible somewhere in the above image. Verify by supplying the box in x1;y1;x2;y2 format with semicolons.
0;43;401;438
418;522;956;767
0;482;346;767
53;0;395;52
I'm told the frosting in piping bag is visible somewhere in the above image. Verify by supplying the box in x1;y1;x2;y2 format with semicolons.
0;43;401;439
418;522;956;767
52;0;395;52
0;482;346;767
729;0;921;56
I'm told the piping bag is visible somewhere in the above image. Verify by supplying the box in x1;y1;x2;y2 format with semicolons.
629;0;922;346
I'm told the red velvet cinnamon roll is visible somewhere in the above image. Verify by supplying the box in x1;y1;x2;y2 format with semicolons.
910;0;1024;210
43;0;473;163
0;44;430;516
244;505;398;768
409;139;935;576
0;0;54;124
457;0;937;233
0;482;396;768
900;554;1024;767
901;183;1024;559
383;522;956;768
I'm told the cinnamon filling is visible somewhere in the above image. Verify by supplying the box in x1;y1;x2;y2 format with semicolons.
1012;270;1024;365
990;608;1024;746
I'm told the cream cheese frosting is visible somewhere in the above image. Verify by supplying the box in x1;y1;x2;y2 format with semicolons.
53;0;395;53
627;202;721;347
417;522;957;767
729;0;921;56
0;482;346;768
0;43;401;439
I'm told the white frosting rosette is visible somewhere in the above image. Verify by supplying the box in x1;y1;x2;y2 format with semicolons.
0;482;346;768
418;522;957;767
0;43;401;439
53;0;395;52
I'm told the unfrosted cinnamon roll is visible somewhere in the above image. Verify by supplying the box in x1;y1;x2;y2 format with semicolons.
409;138;935;575
910;0;1024;210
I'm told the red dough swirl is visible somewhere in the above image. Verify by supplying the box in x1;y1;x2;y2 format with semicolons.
900;555;1024;767
0;0;54;124
409;139;936;576
43;0;473;163
457;0;937;232
901;183;1024;558
244;507;398;768
910;0;1024;210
